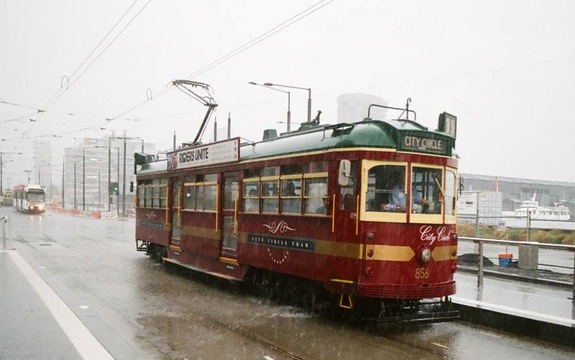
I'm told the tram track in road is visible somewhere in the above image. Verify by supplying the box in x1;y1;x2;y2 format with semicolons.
206;315;308;360
150;263;472;360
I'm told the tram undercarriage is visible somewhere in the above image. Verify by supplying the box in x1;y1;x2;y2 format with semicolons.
138;241;459;327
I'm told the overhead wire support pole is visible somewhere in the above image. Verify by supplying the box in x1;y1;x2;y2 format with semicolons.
173;80;218;146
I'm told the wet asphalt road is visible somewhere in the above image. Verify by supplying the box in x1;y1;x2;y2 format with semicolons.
1;209;573;359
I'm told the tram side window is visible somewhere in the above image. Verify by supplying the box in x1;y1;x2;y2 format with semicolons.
159;178;168;208
411;166;443;214
261;166;280;213
365;164;406;213
303;161;328;215
137;180;148;207
243;181;260;213
203;174;218;211
281;163;302;214
182;174;217;211
223;175;239;211
184;184;196;210
152;179;160;208
243;169;260;213
145;181;154;208
444;170;456;216
281;178;301;214
341;160;358;211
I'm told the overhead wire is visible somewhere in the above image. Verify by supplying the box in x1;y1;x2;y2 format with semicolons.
109;0;335;121
7;0;334;140
40;0;153;112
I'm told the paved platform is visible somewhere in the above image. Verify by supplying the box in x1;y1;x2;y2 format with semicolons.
0;250;114;360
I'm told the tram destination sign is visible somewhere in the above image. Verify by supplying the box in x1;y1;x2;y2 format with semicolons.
167;138;240;170
399;133;449;155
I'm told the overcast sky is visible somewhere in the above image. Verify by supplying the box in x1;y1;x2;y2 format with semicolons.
1;0;574;186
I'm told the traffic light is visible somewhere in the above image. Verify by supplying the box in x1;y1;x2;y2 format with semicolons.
110;182;119;195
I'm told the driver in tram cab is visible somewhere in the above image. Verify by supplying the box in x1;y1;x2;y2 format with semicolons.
381;170;425;212
381;170;406;212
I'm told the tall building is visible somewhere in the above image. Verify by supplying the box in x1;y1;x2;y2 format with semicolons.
62;135;155;215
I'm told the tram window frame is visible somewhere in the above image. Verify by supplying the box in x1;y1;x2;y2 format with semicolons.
243;178;260;213
361;160;407;223
304;174;328;215
305;161;328;173
223;175;239;211
182;173;218;212
262;166;279;177
304;161;328;215
184;183;197;210
151;178;160;208
364;163;407;213
340;160;358;211
203;174;218;212
159;178;168;208
410;164;444;224
444;169;457;222
137;180;149;208
261;166;279;213
240;162;329;216
281;174;302;214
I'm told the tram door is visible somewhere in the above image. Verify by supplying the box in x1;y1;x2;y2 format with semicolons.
332;160;360;282
221;173;239;258
170;178;182;249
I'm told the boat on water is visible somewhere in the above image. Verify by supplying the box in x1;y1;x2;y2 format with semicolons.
507;193;570;221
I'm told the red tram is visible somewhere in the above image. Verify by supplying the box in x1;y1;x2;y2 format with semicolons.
134;103;460;324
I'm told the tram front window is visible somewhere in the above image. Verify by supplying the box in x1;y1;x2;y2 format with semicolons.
411;166;443;214
364;163;445;215
365;164;407;213
27;192;45;202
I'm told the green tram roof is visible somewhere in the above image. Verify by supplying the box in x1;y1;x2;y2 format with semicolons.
241;118;454;161
138;117;456;175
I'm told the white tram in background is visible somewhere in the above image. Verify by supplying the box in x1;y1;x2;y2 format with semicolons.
13;184;46;214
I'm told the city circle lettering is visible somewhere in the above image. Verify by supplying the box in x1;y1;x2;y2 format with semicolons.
179;147;209;164
403;136;444;151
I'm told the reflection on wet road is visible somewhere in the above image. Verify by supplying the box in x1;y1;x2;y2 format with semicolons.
2;210;573;359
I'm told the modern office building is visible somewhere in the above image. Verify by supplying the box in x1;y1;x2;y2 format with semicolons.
62;135;154;216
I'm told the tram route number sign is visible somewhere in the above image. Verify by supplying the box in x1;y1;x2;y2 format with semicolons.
167;138;240;170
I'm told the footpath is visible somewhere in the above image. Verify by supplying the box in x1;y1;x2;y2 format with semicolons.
453;255;574;347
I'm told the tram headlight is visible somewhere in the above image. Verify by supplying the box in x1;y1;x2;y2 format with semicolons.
420;246;432;264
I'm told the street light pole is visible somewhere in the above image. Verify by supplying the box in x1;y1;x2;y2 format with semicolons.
24;170;32;184
109;135;144;218
264;82;311;124
248;82;292;132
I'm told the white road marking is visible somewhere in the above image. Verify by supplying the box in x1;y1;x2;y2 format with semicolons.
8;250;114;360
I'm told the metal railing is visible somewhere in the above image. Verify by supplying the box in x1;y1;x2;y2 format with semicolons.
459;236;575;303
459;214;575;240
